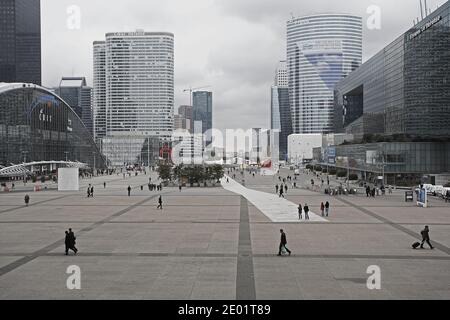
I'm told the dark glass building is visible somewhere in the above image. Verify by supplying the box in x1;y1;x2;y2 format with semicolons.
334;1;450;137
271;87;292;160
328;1;450;186
0;0;41;85
0;83;106;169
192;91;212;141
55;77;93;136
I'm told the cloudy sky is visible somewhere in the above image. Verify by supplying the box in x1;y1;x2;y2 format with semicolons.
41;0;447;130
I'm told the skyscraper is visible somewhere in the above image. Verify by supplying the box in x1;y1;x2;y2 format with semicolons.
0;0;41;85
93;30;174;166
93;41;106;142
271;61;292;160
192;91;212;141
55;77;93;136
287;14;362;134
175;105;193;132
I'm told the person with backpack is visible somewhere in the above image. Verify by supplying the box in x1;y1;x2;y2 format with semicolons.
24;194;30;207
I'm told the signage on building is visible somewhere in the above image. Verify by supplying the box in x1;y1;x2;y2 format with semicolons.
409;16;442;41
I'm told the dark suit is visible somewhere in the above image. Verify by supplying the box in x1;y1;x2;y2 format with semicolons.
279;232;291;255
421;229;433;249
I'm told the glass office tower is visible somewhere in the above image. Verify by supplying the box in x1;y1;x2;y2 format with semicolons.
327;1;450;186
0;0;41;85
192;91;212;141
55;77;93;136
287;14;362;134
271;61;292;160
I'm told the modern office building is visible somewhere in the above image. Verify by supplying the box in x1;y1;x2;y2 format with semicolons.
326;2;450;186
176;105;193;132
271;61;292;160
0;83;106;169
55;77;93;136
287;14;362;134
93;41;106;142
192;91;212;141
0;0;41;85
93;30;174;166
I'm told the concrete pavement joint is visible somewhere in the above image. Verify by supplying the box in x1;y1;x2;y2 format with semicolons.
337;197;450;255
0;192;170;277
236;195;256;300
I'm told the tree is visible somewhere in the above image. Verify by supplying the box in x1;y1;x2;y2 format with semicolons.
337;170;347;178
211;165;225;182
157;163;172;181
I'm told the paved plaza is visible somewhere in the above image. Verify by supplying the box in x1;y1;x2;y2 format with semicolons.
0;170;449;300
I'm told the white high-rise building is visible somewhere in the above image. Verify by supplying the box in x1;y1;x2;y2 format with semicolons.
93;30;174;166
287;14;362;134
275;60;288;87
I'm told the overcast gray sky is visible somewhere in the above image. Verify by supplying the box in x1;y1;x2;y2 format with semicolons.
41;0;447;130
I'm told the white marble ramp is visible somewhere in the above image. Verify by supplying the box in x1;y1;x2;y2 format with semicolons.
221;176;328;223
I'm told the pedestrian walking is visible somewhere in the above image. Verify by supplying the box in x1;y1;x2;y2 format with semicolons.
24;194;30;207
179;185;182;192
127;185;131;196
90;186;94;197
275;184;279;194
87;185;91;198
325;201;330;217
65;228;78;255
279;187;284;198
304;204;310;220
420;226;434;249
298;204;302;220
157;196;163;209
320;202;325;217
104;182;106;188
284;184;288;194
278;229;291;256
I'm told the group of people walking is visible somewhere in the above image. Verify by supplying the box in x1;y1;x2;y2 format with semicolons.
86;184;94;198
64;228;78;255
275;184;289;198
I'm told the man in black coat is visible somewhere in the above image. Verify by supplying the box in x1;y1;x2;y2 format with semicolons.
65;229;78;255
278;229;291;256
420;226;434;249
304;204;310;220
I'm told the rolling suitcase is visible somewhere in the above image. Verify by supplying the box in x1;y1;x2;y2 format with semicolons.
412;242;421;249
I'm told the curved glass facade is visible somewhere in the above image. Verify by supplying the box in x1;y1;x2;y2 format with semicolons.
0;83;106;169
334;2;450;138
287;14;362;134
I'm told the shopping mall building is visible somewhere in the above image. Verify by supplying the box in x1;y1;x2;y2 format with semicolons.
321;2;450;186
0;83;106;171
